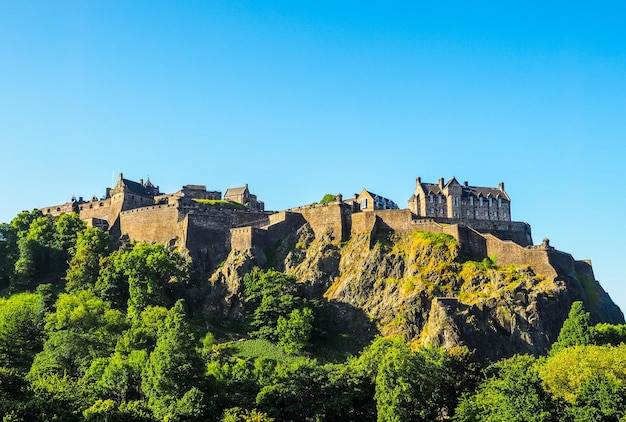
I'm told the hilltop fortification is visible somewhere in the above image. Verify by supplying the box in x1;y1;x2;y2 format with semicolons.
40;174;588;284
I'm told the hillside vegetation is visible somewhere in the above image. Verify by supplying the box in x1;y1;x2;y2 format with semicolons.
0;210;624;420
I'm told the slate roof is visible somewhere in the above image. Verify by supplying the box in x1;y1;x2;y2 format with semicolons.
418;178;510;201
362;190;399;209
225;185;248;197
122;178;152;197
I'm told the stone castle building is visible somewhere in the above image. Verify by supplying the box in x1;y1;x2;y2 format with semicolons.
39;174;594;284
224;184;264;212
408;177;510;221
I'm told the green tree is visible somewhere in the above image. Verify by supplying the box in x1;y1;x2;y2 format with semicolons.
243;269;309;342
65;226;111;292
142;300;207;419
0;292;46;372
255;357;374;421
0;223;18;288
13;215;59;288
10;209;44;238
539;344;626;404
550;301;592;355
122;243;189;320
29;289;127;379
54;213;87;256
592;323;626;346
276;307;314;355
569;373;626;421
455;354;563;422
319;194;337;204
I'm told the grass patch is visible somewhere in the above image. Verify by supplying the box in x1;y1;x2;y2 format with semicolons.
192;199;247;210
230;338;301;362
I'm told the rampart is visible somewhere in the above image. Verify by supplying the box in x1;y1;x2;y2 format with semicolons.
287;203;352;243
119;204;181;246
480;232;557;278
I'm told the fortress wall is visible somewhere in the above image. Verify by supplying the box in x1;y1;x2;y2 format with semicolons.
423;217;533;246
463;228;489;260
464;220;533;246
185;209;270;270
42;202;77;217
574;260;595;282
351;212;377;235
77;198;114;223
231;227;268;251
291;203;350;243
265;212;307;247
483;234;557;278
371;209;418;233
119;205;181;245
547;249;576;277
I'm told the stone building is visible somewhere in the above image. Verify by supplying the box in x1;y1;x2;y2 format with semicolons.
408;177;511;221
356;189;399;211
224;184;264;212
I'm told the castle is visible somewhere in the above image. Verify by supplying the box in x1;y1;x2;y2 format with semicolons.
40;174;593;282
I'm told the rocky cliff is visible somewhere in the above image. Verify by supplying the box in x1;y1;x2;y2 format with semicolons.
206;223;624;361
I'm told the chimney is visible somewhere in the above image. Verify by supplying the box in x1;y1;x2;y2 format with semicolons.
499;182;505;191
416;176;421;184
139;178;143;185
464;181;468;187
439;178;444;188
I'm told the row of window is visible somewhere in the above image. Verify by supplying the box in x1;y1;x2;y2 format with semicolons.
427;194;504;208
429;208;508;219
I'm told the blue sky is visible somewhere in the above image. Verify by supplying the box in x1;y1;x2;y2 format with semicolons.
1;2;626;313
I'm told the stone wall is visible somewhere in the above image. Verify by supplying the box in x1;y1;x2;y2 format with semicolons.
119;204;182;246
482;233;557;278
289;203;351;243
77;198;115;224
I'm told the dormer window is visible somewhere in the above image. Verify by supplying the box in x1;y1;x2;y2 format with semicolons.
361;198;368;209
498;198;502;208
438;195;442;204
479;197;483;206
429;194;433;203
488;197;493;207
469;196;474;206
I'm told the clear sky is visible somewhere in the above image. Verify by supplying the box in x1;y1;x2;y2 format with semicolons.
1;2;625;313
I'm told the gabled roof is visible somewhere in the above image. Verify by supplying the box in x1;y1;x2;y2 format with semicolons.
360;189;399;208
225;185;248;197
462;186;509;201
122;178;152;197
421;183;443;195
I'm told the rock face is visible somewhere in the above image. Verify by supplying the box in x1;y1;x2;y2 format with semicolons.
205;227;624;361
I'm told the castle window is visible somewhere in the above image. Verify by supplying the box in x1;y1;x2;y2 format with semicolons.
438;195;442;204
469;196;474;206
429;194;433;203
361;198;368;209
479;197;483;206
498;198;502;208
430;207;434;214
439;208;444;215
466;210;470;216
488;197;493;207
453;197;459;207
485;211;488;218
